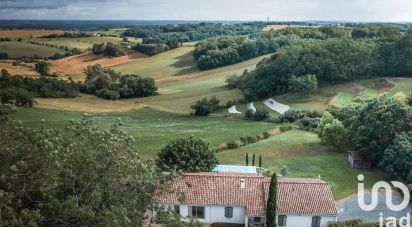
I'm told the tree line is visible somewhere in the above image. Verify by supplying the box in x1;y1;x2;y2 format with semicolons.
124;22;266;44
0;68;79;106
193;34;300;70
192;24;400;70
228;35;411;100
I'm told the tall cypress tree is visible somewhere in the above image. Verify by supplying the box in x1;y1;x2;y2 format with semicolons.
245;153;249;166
266;172;277;227
252;153;256;166
259;155;262;167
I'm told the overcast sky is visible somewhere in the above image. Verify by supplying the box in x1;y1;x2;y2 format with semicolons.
0;0;411;22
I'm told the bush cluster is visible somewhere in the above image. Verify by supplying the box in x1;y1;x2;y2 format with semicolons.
190;96;220;116
245;108;270;121
92;42;127;57
81;64;157;100
133;43;169;56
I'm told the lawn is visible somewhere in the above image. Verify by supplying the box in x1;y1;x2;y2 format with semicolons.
217;129;383;199
0;41;65;58
13;107;276;158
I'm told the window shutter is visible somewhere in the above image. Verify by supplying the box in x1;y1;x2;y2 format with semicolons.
312;216;321;227
225;207;233;218
283;215;287;226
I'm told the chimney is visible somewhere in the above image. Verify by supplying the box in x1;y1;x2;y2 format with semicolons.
240;179;245;189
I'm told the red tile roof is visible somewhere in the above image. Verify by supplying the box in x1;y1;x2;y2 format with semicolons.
157;172;337;216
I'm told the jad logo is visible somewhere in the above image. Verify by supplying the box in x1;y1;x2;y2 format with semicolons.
357;174;411;227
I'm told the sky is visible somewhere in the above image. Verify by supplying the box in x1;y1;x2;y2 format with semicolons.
0;0;411;22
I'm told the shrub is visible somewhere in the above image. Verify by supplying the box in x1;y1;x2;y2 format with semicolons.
279;124;293;132
245;107;269;121
0;52;9;59
262;131;271;139
280;109;305;123
227;141;240;149
300;117;320;129
190;96;220;116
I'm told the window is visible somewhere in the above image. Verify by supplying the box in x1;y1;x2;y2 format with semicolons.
173;205;180;214
224;207;233;218
312;216;321;227
189;206;205;219
253;217;261;222
278;215;287;226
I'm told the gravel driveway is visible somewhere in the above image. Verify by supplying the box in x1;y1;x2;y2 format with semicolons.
336;191;412;222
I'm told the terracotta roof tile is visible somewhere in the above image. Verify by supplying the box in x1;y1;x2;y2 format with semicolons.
157;172;337;216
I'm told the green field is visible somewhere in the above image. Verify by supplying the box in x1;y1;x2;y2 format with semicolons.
13;107;276;158
28;36;126;51
0;41;65;58
217;130;383;199
13;107;383;199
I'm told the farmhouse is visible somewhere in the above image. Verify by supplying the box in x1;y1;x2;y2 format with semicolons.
157;172;337;227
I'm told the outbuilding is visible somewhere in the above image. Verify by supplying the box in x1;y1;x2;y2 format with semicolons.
347;151;372;169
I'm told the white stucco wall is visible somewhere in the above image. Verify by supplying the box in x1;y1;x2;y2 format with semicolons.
162;204;246;224
277;214;336;227
160;204;336;227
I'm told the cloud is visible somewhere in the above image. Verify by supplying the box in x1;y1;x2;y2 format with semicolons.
0;0;411;22
0;0;114;9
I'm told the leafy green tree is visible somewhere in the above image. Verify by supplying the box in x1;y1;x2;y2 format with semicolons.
35;61;50;76
0;106;165;226
166;38;179;49
259;155;262;167
104;42;126;57
380;132;412;180
92;43;106;55
246;153;249;166
350;97;412;163
157;137;218;172
252;153;256;166
288;75;318;93
266;173;277;227
190;97;220;116
320;118;348;151
1;68;11;79
317;111;335;137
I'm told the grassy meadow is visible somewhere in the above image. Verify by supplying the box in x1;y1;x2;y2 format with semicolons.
217;130;383;199
0;41;65;58
13;107;276;158
28;36;125;51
